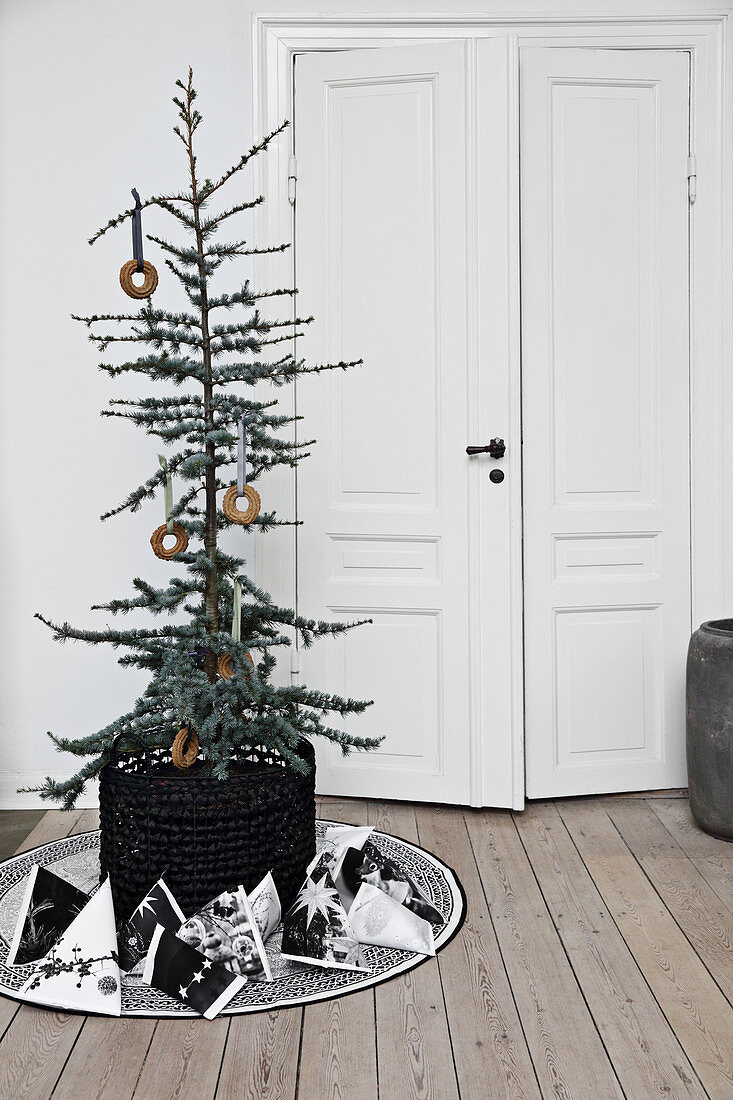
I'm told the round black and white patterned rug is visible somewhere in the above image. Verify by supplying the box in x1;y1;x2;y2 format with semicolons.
0;821;465;1017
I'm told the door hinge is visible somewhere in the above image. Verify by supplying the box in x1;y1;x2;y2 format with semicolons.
687;155;697;205
290;645;300;684
288;155;297;206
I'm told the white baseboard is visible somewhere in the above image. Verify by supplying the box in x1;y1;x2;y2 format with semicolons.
0;772;99;810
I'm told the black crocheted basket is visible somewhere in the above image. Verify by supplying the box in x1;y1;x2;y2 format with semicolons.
98;736;316;923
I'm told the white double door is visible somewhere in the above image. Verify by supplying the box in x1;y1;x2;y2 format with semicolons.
293;40;691;805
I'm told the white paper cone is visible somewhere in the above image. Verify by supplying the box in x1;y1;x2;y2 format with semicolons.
20;878;121;1015
248;872;281;943
348;883;435;956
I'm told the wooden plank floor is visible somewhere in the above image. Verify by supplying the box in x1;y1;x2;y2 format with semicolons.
0;795;731;1099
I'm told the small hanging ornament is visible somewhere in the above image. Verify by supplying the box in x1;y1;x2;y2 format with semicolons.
223;418;261;525
218;652;254;681
171;727;198;770
218;577;255;680
120;189;158;299
151;455;189;559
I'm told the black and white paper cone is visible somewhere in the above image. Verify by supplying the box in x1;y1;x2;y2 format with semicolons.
177;886;271;982
312;825;373;876
7;864;89;966
143;925;245;1019
247;872;281;943
348;883;436;956
19;877;121;1015
281;855;367;973
340;841;444;925
117;876;186;972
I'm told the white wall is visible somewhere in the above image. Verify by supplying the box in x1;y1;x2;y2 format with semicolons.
0;0;261;805
1;0;729;807
0;0;494;807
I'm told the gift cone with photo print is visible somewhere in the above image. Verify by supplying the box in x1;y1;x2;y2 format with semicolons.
336;840;444;925
281;853;367;973
177;885;271;981
117;875;186;972
143;925;245;1018
248;872;281;943
7;864;89;966
310;824;374;912
19;877;121;1015
348;883;436;956
315;824;374;874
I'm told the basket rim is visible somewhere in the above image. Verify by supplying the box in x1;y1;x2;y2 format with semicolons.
100;737;315;786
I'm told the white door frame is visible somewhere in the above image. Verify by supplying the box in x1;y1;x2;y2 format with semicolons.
252;9;733;809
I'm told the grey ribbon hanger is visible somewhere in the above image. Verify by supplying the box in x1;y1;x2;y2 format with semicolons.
237;418;247;497
131;188;144;274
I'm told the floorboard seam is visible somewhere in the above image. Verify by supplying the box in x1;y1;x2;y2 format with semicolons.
462;811;542;1099
644;800;733;917
372;987;380;1100
414;809;463;1100
48;1017;86;1099
130;1020;159;1099
604;806;733;1011
0;1004;20;1046
509;810;628;1100
291;977;306;1097
553;803;710;1099
212;1017;233;1099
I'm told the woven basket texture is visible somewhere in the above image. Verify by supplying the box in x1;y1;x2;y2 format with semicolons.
99;738;316;922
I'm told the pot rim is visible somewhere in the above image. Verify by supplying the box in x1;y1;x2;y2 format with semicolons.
699;618;733;637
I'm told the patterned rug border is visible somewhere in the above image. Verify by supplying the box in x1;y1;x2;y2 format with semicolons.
0;821;466;1019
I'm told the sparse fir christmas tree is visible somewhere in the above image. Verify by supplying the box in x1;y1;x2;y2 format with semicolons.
28;70;380;808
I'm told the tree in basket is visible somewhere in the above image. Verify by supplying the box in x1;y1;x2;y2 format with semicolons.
25;71;380;912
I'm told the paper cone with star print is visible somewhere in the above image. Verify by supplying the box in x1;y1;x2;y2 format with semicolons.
281;853;367;972
176;885;272;981
117;876;186;972
19;877;121;1015
142;925;245;1018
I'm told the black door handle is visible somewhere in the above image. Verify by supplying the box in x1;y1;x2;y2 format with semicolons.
466;438;506;459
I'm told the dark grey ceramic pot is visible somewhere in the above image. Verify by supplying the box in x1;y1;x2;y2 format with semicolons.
686;620;733;840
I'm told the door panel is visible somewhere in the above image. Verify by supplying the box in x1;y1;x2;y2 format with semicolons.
521;48;691;797
294;41;519;806
295;43;468;803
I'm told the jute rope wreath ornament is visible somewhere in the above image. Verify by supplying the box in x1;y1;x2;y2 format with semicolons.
119;189;158;299
223;418;261;525
217;652;254;680
171;726;199;770
222;484;261;525
151;455;188;560
218;578;255;680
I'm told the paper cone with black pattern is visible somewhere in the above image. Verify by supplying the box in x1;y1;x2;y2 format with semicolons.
19;877;121;1016
176;885;271;982
117;875;186;972
7;864;89;966
143;925;245;1018
281;853;367;973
